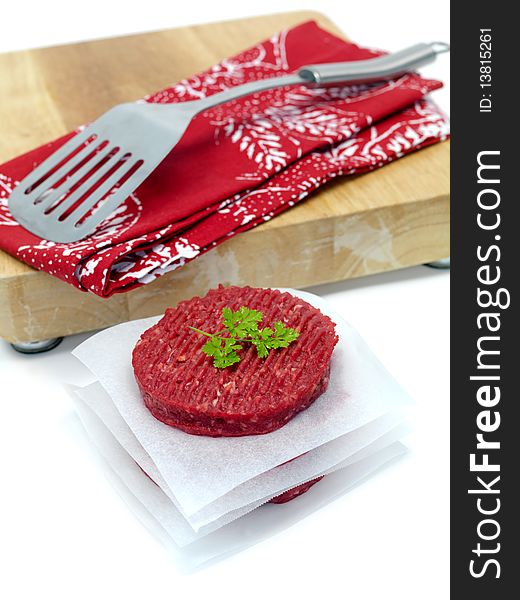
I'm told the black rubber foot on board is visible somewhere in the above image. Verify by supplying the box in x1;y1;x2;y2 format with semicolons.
10;337;64;354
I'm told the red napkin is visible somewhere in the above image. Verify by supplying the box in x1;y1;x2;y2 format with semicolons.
0;21;449;296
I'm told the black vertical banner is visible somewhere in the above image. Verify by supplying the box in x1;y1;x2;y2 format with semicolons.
451;2;517;597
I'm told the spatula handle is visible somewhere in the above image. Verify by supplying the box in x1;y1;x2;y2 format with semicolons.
190;41;449;113
298;42;450;85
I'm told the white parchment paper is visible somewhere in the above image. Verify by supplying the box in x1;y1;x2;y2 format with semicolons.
74;393;405;557
74;381;407;530
72;289;413;515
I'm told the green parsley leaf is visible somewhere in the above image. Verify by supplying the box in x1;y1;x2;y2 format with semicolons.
213;351;241;369
223;306;263;338
201;336;222;356
201;336;242;368
191;306;299;368
251;339;269;358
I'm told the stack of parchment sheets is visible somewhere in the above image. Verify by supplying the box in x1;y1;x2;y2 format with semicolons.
72;289;410;568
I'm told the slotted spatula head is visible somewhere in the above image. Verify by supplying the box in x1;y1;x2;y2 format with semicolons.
8;102;193;243
8;42;448;244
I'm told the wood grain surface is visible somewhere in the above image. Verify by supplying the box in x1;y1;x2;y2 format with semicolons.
0;11;449;343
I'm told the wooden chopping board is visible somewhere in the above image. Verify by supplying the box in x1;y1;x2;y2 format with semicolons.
0;11;449;344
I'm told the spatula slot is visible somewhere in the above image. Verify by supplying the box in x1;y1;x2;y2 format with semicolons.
25;134;100;198
48;150;131;223
42;145;121;217
72;154;144;227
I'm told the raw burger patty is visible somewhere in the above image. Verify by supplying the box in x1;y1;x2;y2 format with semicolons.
132;285;338;437
270;477;324;504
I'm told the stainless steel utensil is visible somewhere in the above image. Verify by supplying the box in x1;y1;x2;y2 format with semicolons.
8;42;449;243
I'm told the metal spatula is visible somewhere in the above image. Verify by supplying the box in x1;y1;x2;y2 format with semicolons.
8;42;449;243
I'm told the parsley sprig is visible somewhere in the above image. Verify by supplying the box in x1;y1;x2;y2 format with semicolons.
189;306;300;368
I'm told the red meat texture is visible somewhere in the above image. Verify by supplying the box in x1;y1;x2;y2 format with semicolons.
132;286;338;437
132;285;338;504
269;477;324;504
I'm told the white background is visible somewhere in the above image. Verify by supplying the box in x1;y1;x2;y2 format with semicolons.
0;1;450;599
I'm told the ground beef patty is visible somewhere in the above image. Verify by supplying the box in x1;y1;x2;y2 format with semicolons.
269;477;324;504
132;285;338;437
